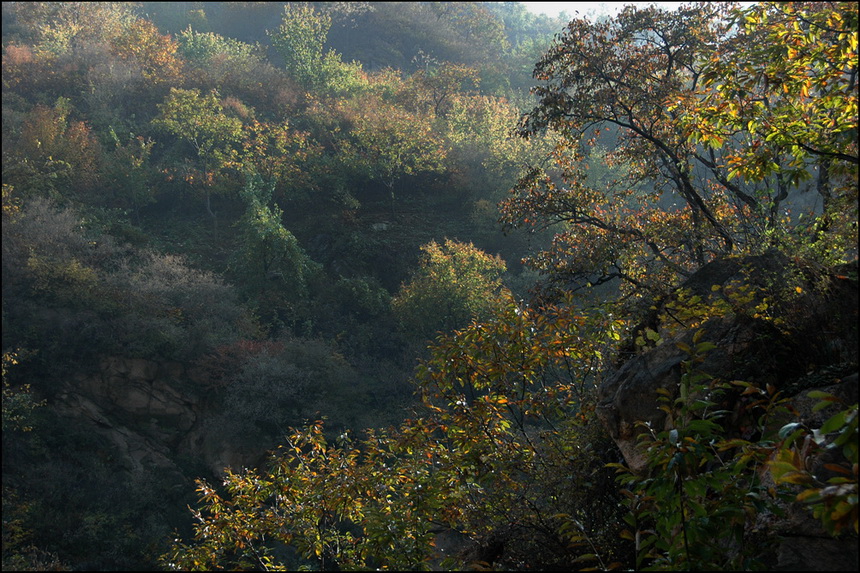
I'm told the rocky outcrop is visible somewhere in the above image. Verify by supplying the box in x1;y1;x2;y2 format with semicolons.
53;357;200;473
53;355;265;478
596;253;858;570
597;253;858;473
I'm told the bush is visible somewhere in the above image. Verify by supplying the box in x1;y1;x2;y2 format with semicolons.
2;195;255;372
392;239;507;341
205;337;359;445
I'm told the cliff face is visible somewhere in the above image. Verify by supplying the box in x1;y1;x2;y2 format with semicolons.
53;356;272;479
597;253;858;570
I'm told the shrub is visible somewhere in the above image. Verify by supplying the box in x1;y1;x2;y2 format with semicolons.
3;195;254;369
205;337;358;445
392;239;506;341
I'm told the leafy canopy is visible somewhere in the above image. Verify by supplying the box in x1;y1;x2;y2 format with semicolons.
503;1;858;304
162;293;627;570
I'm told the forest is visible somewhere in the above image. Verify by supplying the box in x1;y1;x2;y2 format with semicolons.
1;1;857;570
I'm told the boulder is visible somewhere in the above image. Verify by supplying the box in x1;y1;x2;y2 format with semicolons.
596;253;858;569
597;254;858;473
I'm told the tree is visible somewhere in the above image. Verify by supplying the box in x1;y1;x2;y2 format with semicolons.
238;119;321;200
443;93;556;201
391;239;506;341
162;294;629;571
175;26;304;119
426;2;511;76
336;94;447;211
232;174;319;304
152;87;243;225
689;2;857;186
268;2;365;96
1;347;65;572
1;351;44;434
176;26;262;65
103;129;157;223
4;3;180;108
503;2;857;304
406;58;480;117
10;97;102;202
681;1;858;259
502;4;747;302
161;419;446;571
7;2;136;57
109;17;183;86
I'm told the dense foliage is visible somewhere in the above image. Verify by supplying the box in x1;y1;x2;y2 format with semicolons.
2;1;856;571
503;1;857;304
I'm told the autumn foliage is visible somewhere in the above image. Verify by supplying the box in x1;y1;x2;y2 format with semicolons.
2;1;856;571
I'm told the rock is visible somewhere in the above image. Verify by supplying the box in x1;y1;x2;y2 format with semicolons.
596;253;858;568
57;352;295;481
60;356;204;473
53;391;177;473
597;254;858;473
596;337;687;472
774;537;858;571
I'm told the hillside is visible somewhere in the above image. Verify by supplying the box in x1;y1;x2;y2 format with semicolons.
2;2;857;570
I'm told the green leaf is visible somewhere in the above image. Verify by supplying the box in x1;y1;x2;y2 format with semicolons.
807;390;837;401
820;410;848;434
695;341;717;353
